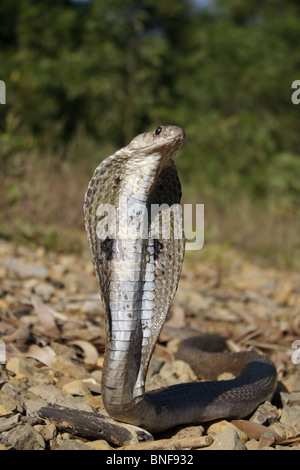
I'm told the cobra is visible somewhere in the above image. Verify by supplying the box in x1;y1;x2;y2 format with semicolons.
84;125;277;433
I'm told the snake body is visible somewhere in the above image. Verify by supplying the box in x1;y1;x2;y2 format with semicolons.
84;125;277;433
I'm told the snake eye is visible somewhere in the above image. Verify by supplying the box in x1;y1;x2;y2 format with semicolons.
155;126;162;136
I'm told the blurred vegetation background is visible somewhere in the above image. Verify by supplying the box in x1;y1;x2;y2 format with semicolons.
0;0;300;268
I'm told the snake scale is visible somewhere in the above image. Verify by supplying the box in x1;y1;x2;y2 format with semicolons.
84;125;277;433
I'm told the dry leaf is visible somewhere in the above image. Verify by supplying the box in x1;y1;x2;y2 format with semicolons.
26;344;56;366
232;420;283;442
69;340;99;364
31;294;60;338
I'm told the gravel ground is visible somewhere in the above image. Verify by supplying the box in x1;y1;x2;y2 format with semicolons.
0;240;299;450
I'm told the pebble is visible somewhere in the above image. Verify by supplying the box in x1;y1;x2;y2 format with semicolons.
279;406;300;437
250;401;279;425
87;439;114;450
204;430;247;450
280;391;300;407
34;282;56;301
1;423;45;450
62;379;91;397
34;423;57;441
28;384;94;412
55;439;95;450
206;420;248;442
3;257;49;279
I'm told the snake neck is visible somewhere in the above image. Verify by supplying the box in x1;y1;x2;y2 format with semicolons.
101;153;164;419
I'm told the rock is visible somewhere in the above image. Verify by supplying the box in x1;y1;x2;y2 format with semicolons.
62;379;91;397
6;357;37;379
0;405;11;415
146;360;197;391
207;420;248;442
55;439;95;450
87;439;113;450
1;423;45;450
204;306;239;323
268;422;286;439
0;413;20;433
245;439;259;450
28;384;94;412
205;430;247;450
4;258;49;279
0;391;23;414
176;287;213;315
34;423;57;441
279;406;300;437
250;401;279;425
34;282;55;301
25;398;49;418
81;299;104;316
281;373;300;392
50;356;89;380
280;391;300;407
169;425;205;439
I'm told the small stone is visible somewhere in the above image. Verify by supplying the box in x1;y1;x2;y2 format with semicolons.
0;391;23;414
250;401;279;425
1;423;45;450
205;430;247;450
269;422;287;439
281;373;300;392
245;439;259;450
6;357;36;379
62;379;91;397
280;391;300;407
279;406;300;437
87;395;104;410
90;370;102;385
25;398;48;418
34;423;57;441
147;360;197;390
87;439;113;450
207;420;248;442
170;425;205;439
50;356;89;380
0;405;11;416
34;282;55;301
4;258;49;279
82;299;103;315
55;440;95;450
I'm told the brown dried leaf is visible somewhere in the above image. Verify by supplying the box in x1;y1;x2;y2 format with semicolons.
231;420;283;442
69;340;99;364
30;294;60;338
26;344;56;366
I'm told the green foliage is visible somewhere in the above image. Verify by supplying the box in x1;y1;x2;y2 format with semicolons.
0;0;300;260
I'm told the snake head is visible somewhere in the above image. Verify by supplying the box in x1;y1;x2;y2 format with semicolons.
127;125;185;159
